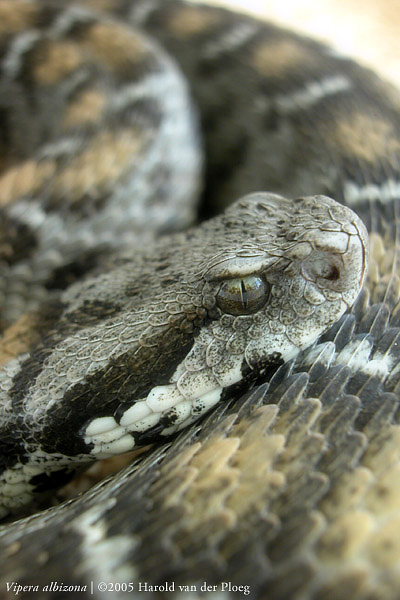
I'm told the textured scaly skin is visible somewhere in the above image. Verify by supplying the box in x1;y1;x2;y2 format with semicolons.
0;1;400;599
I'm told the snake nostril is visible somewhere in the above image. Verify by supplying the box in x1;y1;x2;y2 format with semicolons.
324;266;340;281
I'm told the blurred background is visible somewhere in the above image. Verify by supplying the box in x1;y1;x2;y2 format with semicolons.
195;0;400;87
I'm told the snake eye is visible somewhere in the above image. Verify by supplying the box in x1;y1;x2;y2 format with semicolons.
216;276;270;315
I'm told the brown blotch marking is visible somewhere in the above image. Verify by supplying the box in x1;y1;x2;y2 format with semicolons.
224;406;285;518
0;314;42;366
321;467;373;519
81;21;149;71
157;406;285;534
315;570;369;600
31;41;84;86
62;89;107;129
167;6;222;38
366;465;400;514
158;433;240;534
52;127;149;203
365;463;400;514
332;112;400;163
0;1;38;35
0;160;56;206
366;515;400;568
182;436;240;526
252;38;317;78
318;510;374;559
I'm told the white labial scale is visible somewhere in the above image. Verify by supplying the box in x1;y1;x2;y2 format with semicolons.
146;384;184;412
179;389;223;432
126;412;161;433
1;482;33;497
84;415;127;449
119;400;151;427
22;464;47;477
0;466;34;509
0;467;21;489
191;388;223;416
83;344;237;453
89;427;127;446
159;398;193;436
2;493;34;509
173;399;192;421
85;416;119;436
161;389;223;436
4;469;26;484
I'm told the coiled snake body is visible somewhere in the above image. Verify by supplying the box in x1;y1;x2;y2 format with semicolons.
0;1;399;598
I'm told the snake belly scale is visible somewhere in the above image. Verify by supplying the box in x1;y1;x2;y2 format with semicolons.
0;1;400;598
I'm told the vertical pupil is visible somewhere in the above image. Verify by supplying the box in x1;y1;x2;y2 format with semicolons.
240;279;248;309
216;276;269;315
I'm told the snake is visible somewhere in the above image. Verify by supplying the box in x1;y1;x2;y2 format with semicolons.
0;0;400;598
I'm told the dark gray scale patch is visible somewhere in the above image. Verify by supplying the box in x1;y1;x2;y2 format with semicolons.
41;330;196;456
44;249;108;291
267;358;297;391
306;355;332;384
241;351;284;377
356;392;399;430
310;365;352;406
346;371;386;401
132;414;177;446
375;328;400;359
0;78;43;158
201;129;251;217
0;436;27;471
0;212;38;266
8;299;69;407
63;299;124;325
320;313;356;349
29;468;75;494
